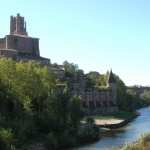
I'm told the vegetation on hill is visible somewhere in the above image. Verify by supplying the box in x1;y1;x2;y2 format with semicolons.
63;61;150;112
62;61;150;123
63;60;84;77
0;58;100;150
0;59;149;150
85;69;149;112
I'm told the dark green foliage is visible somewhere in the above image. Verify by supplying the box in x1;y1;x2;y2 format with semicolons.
63;61;81;77
86;69;146;112
86;117;95;125
69;96;84;127
46;132;59;150
0;58;85;150
77;117;100;143
141;90;150;104
114;74;146;112
0;58;146;150
86;71;109;88
0;128;15;150
86;71;100;87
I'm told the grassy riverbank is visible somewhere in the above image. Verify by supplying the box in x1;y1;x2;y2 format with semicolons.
120;134;150;150
84;110;137;121
82;111;138;129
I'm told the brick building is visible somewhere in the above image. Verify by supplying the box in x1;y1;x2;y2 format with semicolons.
0;13;50;64
0;14;118;114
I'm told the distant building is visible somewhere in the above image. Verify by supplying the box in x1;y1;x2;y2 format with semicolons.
68;70;118;114
127;85;150;97
0;13;50;64
0;14;118;114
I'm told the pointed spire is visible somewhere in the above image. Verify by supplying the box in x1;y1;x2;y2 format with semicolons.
108;69;116;83
24;21;26;32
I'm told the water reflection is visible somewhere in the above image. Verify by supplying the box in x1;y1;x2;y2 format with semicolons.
75;107;150;150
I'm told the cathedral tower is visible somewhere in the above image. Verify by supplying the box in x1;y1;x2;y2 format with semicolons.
0;13;50;64
10;13;28;36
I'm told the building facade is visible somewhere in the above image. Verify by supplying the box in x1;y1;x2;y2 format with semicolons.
0;14;118;114
0;13;50;64
68;70;118;114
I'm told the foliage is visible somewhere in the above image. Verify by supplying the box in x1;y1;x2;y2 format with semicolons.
84;111;137;120
0;58;148;150
98;74;108;86
0;128;15;150
0;58;84;150
77;117;99;143
86;70;147;112
111;74;146;112
63;60;84;77
86;71;108;88
86;71;100;87
141;90;150;103
121;133;150;150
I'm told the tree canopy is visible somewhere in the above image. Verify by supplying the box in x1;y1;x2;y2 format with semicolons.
0;59;84;150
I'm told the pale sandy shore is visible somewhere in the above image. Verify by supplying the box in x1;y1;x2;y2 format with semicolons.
81;118;124;126
95;119;124;125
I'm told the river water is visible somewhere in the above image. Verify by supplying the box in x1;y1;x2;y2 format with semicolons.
75;107;150;150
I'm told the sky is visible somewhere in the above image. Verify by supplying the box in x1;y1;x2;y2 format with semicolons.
0;0;149;86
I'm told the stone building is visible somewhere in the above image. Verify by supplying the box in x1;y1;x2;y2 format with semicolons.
49;64;65;79
0;14;118;114
69;70;118;114
0;13;50;64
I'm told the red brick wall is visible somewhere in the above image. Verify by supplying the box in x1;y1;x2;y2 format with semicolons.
0;38;6;49
6;35;39;56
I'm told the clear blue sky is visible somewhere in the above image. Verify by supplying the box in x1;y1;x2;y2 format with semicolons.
0;0;149;86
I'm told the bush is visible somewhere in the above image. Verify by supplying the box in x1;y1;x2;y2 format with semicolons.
46;132;58;150
86;117;95;125
46;130;77;150
0;128;15;150
77;119;100;144
121;134;150;150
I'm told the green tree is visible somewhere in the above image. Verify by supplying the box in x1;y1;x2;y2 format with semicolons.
63;61;79;77
140;90;150;104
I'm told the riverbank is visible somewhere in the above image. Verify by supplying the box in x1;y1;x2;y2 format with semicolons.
83;110;138;129
120;133;150;150
74;110;138;149
75;107;150;150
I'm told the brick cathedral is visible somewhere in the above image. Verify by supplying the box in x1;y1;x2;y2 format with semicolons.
0;14;118;114
0;13;50;64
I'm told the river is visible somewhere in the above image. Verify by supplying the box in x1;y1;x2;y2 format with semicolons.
75;107;150;150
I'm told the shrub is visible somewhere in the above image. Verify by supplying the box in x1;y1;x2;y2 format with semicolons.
0;128;15;150
45;132;59;150
121;134;150;150
77;122;100;144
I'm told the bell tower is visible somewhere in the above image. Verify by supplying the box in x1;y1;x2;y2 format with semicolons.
10;13;28;36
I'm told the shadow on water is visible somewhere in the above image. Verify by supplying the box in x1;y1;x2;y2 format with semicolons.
101;128;127;137
74;107;150;150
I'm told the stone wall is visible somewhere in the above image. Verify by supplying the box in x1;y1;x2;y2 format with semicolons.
0;49;17;58
68;74;118;114
0;38;6;49
6;35;39;56
0;14;49;65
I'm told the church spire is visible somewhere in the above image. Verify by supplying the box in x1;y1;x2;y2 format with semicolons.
108;69;116;84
